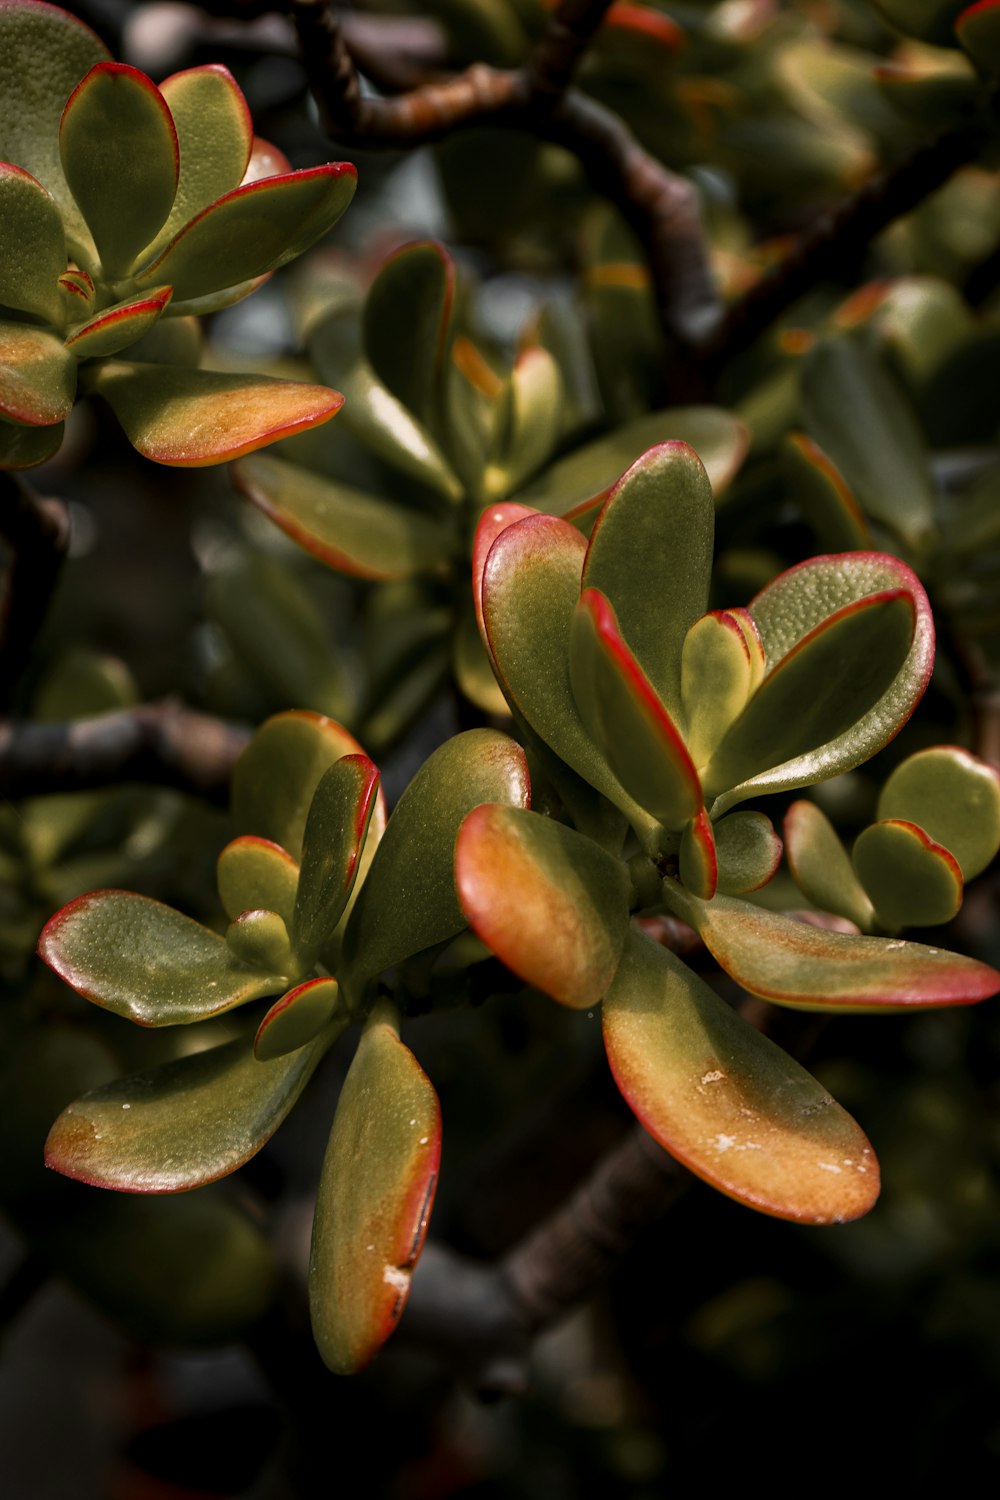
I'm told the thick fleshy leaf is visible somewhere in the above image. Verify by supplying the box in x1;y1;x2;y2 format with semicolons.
340;730;530;1001
225;908;294;977
255;977;341;1061
136;164;357;302
853;819;963;929
337;359;462;501
233;452;453;581
487;345;562;498
363;241;455;431
799;337;937;549
45;1030;331;1191
571;588;702;829
715;811;783;895
704;591;917;801
957;1;1000;71
0;164;66;323
85;360;342;465
712;554;934;813
217;835;299;928
65;285;172;360
456;803;632;1008
681;611;753;770
582;443;714;721
0;417;63;468
38;890;283;1025
0;320;75;424
679;808;717;900
877;745;1000;880
60;63;179;278
482;514;652;836
603;929;879;1223
310;1007;440;1374
665;887;1000;1010
784;800;874;929
783;432;871;551
472;501;537;651
152;65;253;251
294;755;380;966
232;711;376;861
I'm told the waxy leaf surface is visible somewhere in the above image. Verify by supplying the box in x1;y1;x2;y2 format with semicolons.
217;835;300;928
456;804;631;1008
0;417;63;468
38;891;283;1025
0;320;75;425
877;746;1000;880
45;1031;330;1191
255;978;342;1061
681;611;753;770
363;241;454;431
784;800;874;928
153;65;253;250
853;820;963;929
714;811;783;895
783;432;871;551
0;164;66;323
605;930;879;1221
65;286;172;361
294;755;380;965
310;1012;440;1373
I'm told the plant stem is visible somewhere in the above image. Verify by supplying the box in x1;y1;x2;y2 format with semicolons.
0;474;70;712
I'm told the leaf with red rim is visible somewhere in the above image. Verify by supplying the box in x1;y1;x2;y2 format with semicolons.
0;320;75;425
225;908;293;978
665;887;1000;1010
340;730;530;1002
60;63;179;279
603;928;879;1223
0;164;66;323
294;754;381;967
233;452;453;581
65;286;172;361
38;890;284;1025
45;1030;331;1192
135;163;357;303
571;587;703;830
956;1;1000;71
254;977;342;1061
784;800;874;929
582;442;714;721
217;836;300;929
310;1006;441;1374
472;501;537;652
363;240;456;433
853;819;963;930
151;65;253;252
715;811;782;895
680;611;753;770
877;745;1000;880
84;360;343;466
784;432;871;551
456;803;631;1008
679;808;717;899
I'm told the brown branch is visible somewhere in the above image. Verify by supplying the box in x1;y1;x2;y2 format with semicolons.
525;0;616;107
0;474;70;712
0;701;250;802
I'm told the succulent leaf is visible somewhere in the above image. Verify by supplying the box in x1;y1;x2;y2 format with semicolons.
876;746;1000;880
783;432;871;551
679;808;718;899
852;820;964;929
0;319;75;425
0;163;66;323
681;611;753;770
362;240;455;432
956;0;1000;71
714;811;783;895
65;285;172;360
254;977;342;1061
152;65;253;252
217;835;300;928
293;754;381;967
784;800;875;928
0;416;63;468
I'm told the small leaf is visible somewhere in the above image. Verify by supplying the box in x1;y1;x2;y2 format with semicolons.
487;345;562;497
363;241;455;431
456;803;632;1008
0;164;66;323
254;977;342;1061
877;745;1000;880
0;320;75;426
681;611;753;769
679;809;718;900
226;908;294;977
0;418;64;469
853;820;963;929
85;360;343;465
582;443;714;722
60;63;179;278
337;358;462;501
783;432;871;551
45;1031;331;1191
233;452;453;581
294;755;380;966
38;890;283;1025
472;501;537;652
310;1007;440;1374
65;286;172;361
667;887;1000;1010
340;730;529;1001
783;802;873;931
152;65;253;252
603;929;879;1223
714;811;783;895
217;835;300;928
232;711;377;861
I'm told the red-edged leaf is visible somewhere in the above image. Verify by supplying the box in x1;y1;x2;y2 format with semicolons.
680;610;753;770
0;163;66;323
679;807;717;899
293;754;381;966
0;320;75;425
0;417;64;469
472;501;538;652
785;799;874;928
784;432;871;551
956;1;1000;72
877;744;1000;880
217;835;300;928
152;65;253;251
65;286;172;360
715;811;783;895
254;977;341;1061
852;819;964;929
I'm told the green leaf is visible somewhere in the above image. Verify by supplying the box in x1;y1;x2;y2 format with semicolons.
681;611;754;770
38;890;284;1025
362;241;455;431
679;809;718;900
294;755;380;966
340;730;529;1001
455;804;632;1008
715;811;783;895
877;746;1000;880
603;929;880;1223
0;320;75;425
486;345;562;499
666;887;1000;1010
217;835;300;928
853;820;963;929
232;710;376;861
233;452;454;580
0;164;66;323
704;591;917;801
59;63;179;279
45;1030;331;1191
712;553;934;814
453;595;510;717
151;65;253;253
337;358;463;501
85;360;343;465
570;587;703;830
310;1006;440;1374
226;908;294;977
799;337;937;550
784;800;875;928
956;1;1000;72
783;432;871;551
255;978;343;1061
65;286;172;360
137;164;358;302
582;443;714;722
0;417;64;468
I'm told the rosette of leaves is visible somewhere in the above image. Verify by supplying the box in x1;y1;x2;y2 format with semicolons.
454;439;1000;1222
38;709;532;1373
0;0;356;469
233;239;747;739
